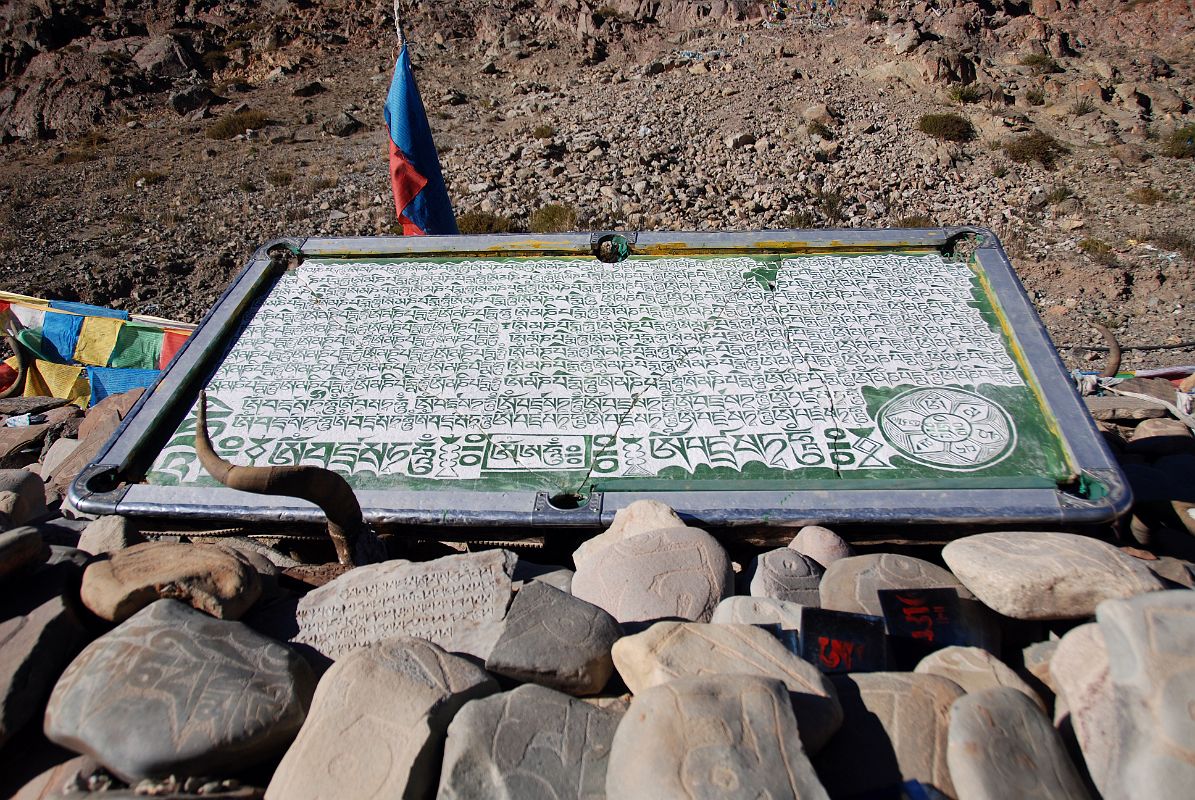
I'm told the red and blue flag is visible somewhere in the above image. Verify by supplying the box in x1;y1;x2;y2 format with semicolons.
384;45;458;235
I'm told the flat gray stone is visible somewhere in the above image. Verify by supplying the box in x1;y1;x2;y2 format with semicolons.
611;622;841;752
814;672;963;798
572;527;732;624
293;550;515;661
1049;622;1116;793
0;468;45;527
1084;394;1167;421
76;516;144;556
607;675;829;800
819;553;968;617
572;500;687;570
915;646;1045;712
80;542;262;623
710;596;804;629
948;687;1092;800
438;683;622;800
943;532;1164;620
45;599;315;781
512;560;574;594
789;525;854;568
1094;590;1195;800
266;637;496;800
746;548;824;606
486;581;621;695
0;526;50;582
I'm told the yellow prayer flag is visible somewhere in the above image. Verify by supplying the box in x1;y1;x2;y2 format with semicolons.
24;359;90;408
74;316;125;367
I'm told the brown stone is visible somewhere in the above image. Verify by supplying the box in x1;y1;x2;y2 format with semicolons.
0;526;50;582
80;541;262;622
1127;417;1193;456
915;645;1045;712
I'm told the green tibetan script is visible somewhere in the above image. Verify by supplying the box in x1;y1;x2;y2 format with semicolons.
147;253;1073;493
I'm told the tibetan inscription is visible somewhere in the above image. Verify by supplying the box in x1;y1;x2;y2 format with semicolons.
148;253;1070;492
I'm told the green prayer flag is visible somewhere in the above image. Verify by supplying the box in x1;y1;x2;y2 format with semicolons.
107;323;163;370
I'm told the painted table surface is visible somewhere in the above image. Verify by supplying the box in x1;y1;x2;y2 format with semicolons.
146;253;1072;496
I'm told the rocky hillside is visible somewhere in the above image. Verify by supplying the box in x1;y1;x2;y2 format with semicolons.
0;0;1193;367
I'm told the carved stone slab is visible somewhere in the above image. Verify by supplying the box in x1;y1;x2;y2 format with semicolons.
943;532;1164;620
438;683;623;800
292;550;516;661
571;527;732;624
746;548;824;606
485;581;622;696
915;645;1045;712
611;622;842;752
819;554;968;617
1095;590;1195;800
814;672;963;798
948;687;1091;800
80;542;262;623
266;637;496;800
607;675;829;800
788;525;853;569
710;596;804;629
45;599;315;781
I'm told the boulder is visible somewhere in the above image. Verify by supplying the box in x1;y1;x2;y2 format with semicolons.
572;527;732;624
438;684;622;800
133;36;193;79
572;499;686;569
745;548;823;605
915;645;1045;712
80;542;262;622
266;637;496;800
45;599;315;781
710;596;804;629
814;672;963;797
611;622;841;752
789;525;853;568
948;688;1092;800
943;532;1164;619
819;553;968;617
485;581;621;695
607;675;829;800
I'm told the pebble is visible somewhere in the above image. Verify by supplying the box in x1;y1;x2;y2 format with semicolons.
943;531;1164;619
266;637;496;800
815;672;963;797
1094;590;1195;799
788;525;853;568
947;687;1092;800
80;541;262;622
745;548;824;605
485;581;621;695
710;595;804;628
915;645;1046;712
612;621;842;752
607;675;829;800
572;526;733;624
818;553;969;617
46;599;315;781
438;683;622;800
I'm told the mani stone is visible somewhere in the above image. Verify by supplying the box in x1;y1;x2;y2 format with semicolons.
79;542;262;623
607;675;829;800
485;581;622;696
45;599;315;781
438;683;623;800
1049;623;1116;794
915;646;1046;712
789;525;854;568
942;531;1164;620
571;527;732;624
0;525;50;582
611;622;842;752
947;687;1092;800
572;499;687;570
266;637;496;800
746;548;824;606
711;596;804;629
293;549;516;661
818;553;968;617
814;672;964;798
1094;590;1195;800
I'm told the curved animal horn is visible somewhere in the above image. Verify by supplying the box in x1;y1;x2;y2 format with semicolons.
0;334;27;399
1093;322;1122;378
194;390;366;566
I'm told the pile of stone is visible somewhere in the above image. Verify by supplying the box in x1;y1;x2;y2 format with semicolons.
1;388;1194;798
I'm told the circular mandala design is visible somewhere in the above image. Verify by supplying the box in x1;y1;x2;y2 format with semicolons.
877;388;1016;471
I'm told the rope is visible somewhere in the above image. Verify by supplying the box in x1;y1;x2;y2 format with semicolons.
393;0;405;47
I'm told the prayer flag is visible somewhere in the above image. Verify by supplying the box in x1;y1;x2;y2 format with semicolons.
108;323;163;370
383;44;458;236
86;366;160;406
74;316;125;367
